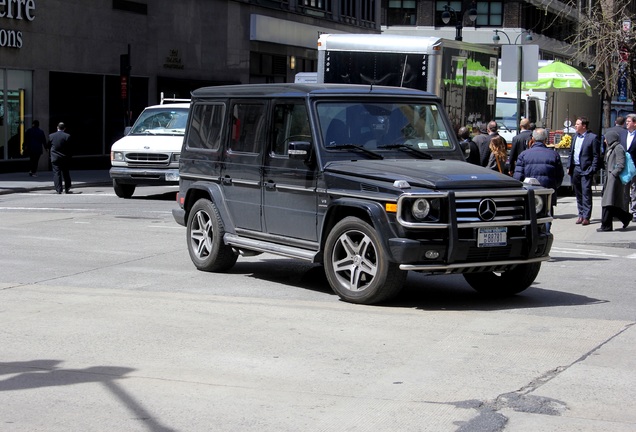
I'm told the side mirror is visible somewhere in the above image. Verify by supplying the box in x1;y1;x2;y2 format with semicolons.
124;126;132;135
288;141;312;160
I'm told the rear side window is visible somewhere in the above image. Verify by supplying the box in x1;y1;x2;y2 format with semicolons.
186;103;225;150
229;102;267;154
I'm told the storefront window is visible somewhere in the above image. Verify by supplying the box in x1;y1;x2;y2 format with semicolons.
0;69;33;161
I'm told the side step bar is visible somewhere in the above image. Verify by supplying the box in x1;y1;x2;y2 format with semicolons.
224;233;318;262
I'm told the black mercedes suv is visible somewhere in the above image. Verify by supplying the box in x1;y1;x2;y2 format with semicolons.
172;84;554;305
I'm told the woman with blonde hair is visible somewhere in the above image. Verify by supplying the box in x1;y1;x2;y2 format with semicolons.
487;136;508;174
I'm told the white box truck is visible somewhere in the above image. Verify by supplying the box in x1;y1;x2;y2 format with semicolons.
316;33;499;132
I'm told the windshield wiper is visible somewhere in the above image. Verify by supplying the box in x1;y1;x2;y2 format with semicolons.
327;144;383;159
377;144;433;159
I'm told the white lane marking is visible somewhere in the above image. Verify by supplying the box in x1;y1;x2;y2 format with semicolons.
0;207;92;211
550;247;620;258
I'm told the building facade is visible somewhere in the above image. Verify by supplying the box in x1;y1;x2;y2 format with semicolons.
381;0;584;60
0;0;379;172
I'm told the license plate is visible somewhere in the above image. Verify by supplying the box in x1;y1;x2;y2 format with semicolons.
477;227;507;247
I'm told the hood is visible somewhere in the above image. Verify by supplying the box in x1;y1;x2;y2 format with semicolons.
324;159;521;189
111;134;184;152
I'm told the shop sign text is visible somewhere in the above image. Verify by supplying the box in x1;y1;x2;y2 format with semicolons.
0;0;37;49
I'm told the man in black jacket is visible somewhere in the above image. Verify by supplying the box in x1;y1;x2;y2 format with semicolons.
48;122;72;194
508;118;533;176
458;126;480;165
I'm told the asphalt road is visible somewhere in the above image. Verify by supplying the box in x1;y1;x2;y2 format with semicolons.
0;185;635;431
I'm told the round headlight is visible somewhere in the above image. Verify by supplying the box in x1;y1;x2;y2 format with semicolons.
412;198;431;220
534;195;544;214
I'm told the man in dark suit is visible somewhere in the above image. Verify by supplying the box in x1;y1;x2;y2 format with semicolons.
48;122;73;194
568;116;600;226
508;118;533;176
624;114;636;221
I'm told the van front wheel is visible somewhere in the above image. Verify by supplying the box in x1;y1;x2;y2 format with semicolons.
113;180;135;198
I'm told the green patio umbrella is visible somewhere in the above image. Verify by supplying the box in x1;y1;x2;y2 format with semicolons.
522;61;592;96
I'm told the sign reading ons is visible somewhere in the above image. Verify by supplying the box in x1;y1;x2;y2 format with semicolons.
0;0;37;49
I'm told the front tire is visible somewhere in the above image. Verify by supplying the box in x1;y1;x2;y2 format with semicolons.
463;262;542;296
113;180;135;198
186;199;237;272
324;217;406;305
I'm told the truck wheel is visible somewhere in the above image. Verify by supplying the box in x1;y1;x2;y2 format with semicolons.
113;180;135;199
463;262;542;296
324;217;406;305
187;199;237;272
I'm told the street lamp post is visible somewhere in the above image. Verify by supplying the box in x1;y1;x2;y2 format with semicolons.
493;30;534;132
441;1;477;42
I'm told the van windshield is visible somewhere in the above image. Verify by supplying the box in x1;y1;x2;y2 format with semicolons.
130;107;189;136
316;100;457;158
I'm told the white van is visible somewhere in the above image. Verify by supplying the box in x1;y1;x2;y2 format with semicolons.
109;96;189;198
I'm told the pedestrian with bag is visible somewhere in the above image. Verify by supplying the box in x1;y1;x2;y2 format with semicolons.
623;113;636;222
597;129;631;231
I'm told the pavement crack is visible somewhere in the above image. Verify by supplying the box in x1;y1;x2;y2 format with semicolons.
453;321;636;431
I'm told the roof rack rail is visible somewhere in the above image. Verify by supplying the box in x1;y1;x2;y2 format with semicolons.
160;92;190;104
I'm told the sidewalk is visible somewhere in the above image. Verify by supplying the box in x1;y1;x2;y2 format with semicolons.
1;169;635;247
0;169;112;195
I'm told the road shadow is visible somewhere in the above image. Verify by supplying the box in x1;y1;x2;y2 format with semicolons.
234;258;605;311
0;359;176;432
133;191;176;201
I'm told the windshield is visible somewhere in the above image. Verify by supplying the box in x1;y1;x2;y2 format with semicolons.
495;98;525;132
316;100;456;159
130;107;189;135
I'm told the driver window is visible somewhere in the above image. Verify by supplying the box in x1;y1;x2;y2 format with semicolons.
272;102;311;156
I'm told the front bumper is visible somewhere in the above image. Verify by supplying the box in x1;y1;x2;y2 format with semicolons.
387;220;553;274
109;167;179;185
172;208;186;226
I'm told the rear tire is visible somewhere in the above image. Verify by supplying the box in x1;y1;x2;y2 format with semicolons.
463;262;542;297
186;199;237;272
324;217;406;304
113;180;135;199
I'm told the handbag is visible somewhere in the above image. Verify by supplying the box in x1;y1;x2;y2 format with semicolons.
619;152;636;185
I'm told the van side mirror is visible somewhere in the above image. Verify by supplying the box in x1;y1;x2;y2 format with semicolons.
288;141;312;160
124;126;132;135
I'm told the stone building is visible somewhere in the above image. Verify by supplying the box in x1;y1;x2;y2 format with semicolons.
0;0;378;172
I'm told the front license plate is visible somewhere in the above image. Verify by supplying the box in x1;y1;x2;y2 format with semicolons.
165;172;180;181
477;227;507;247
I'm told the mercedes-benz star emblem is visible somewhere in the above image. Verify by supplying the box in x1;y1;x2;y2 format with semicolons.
478;198;497;221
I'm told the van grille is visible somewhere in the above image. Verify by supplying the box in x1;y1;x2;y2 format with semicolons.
126;152;171;166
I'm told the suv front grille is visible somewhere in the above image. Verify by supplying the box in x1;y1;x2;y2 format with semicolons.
456;195;526;223
125;152;171;166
